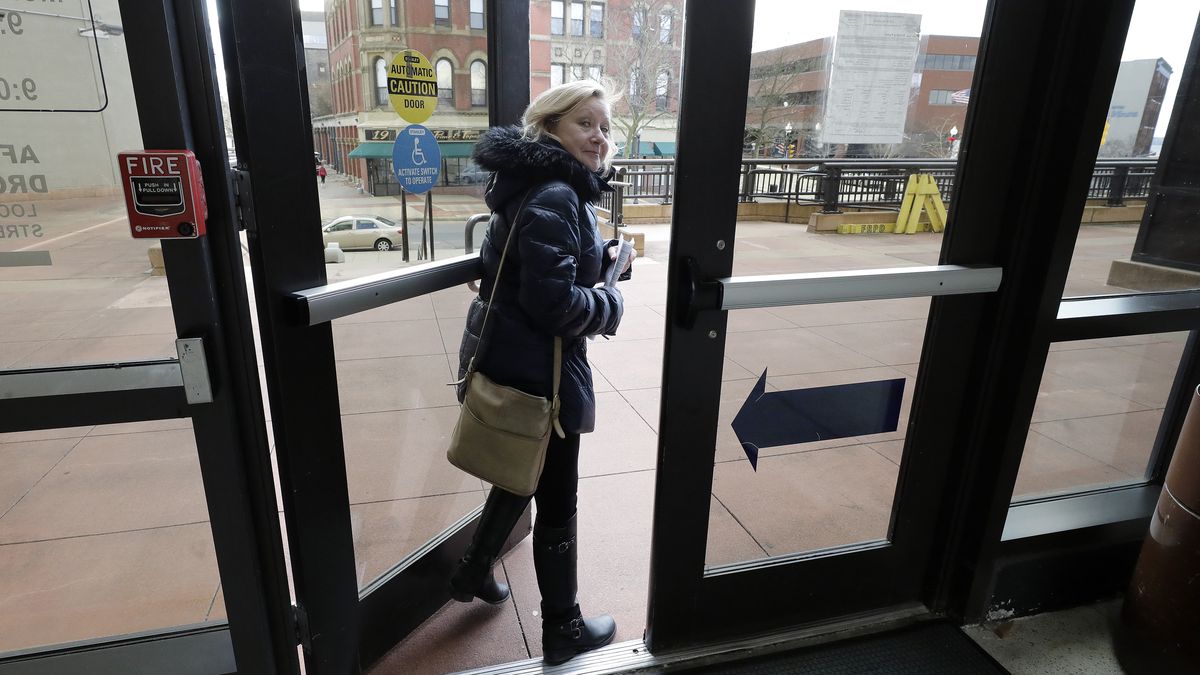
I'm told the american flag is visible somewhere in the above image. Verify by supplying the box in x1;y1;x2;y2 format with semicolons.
951;88;971;105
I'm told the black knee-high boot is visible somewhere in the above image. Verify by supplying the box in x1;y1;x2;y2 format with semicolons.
533;514;616;665
449;487;529;604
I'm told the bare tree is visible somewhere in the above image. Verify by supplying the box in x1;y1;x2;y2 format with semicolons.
1098;136;1134;158
745;50;803;158
910;116;960;158
605;0;683;157
868;142;904;159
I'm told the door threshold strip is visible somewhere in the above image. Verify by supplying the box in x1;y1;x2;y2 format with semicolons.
454;603;928;675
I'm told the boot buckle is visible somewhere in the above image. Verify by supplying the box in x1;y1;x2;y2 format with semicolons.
555;539;573;554
569;617;584;639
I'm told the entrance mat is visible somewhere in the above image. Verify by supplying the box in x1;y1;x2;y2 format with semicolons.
675;621;1009;674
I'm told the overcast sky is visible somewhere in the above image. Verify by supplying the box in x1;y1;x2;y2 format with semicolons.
752;0;1195;138
284;0;1194;136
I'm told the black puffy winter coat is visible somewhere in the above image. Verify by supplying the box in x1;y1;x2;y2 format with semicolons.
457;126;624;434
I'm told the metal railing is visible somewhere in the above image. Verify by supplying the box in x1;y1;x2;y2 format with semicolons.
602;157;1157;213
1084;160;1158;206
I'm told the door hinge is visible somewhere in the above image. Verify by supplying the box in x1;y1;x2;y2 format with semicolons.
292;603;313;655
232;167;257;233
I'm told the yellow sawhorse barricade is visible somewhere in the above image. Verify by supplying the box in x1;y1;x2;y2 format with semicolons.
894;173;947;234
834;174;948;234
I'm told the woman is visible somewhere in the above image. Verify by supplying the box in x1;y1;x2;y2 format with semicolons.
449;80;633;666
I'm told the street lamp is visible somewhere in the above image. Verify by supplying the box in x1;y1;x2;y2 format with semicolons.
784;122;793;158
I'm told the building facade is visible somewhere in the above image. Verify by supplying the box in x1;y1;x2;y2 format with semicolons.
1102;58;1172;157
302;11;333;120
747;33;1176;161
314;0;490;193
312;0;683;193
745;37;831;157
746;33;979;158
532;0;683;157
908;34;977;154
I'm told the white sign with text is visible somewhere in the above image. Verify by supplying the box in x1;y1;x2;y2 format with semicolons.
821;11;922;145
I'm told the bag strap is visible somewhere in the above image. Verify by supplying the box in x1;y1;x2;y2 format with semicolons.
466;188;565;439
467;190;531;372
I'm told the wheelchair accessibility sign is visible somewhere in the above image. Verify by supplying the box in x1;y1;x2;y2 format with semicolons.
392;124;441;194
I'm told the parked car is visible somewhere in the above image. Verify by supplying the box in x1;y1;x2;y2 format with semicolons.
456;164;492;185
321;215;404;251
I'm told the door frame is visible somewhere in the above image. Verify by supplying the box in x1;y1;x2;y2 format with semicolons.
0;1;295;672
214;0;534;670
647;0;1139;651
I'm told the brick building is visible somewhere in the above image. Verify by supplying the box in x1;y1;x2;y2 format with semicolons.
314;0;491;194
533;0;683;157
312;0;683;194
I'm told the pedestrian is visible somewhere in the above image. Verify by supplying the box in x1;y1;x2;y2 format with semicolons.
448;80;634;666
317;163;327;185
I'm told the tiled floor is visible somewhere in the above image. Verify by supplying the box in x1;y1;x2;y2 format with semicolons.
0;188;1184;669
965;599;1129;674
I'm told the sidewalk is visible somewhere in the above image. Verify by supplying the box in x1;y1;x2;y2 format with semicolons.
316;172;489;223
0;192;1182;666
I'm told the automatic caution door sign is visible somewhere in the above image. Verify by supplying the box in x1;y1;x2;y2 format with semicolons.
388;49;438;124
118;150;208;239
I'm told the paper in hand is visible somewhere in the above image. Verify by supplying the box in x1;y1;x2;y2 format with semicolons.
603;235;635;287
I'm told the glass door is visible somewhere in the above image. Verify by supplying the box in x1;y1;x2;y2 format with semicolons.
0;1;293;672
648;0;993;648
652;0;1137;648
214;0;530;670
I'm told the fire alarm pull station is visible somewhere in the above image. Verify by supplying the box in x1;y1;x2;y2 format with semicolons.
118;150;207;239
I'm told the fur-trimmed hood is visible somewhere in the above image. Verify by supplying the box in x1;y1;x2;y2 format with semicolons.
472;125;612;211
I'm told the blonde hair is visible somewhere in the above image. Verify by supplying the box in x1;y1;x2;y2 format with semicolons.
521;80;615;170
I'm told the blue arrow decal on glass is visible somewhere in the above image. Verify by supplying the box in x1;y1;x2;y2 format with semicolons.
732;369;905;470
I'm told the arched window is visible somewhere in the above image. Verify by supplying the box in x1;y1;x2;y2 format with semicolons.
470;60;487;107
436;58;454;104
374;57;388;107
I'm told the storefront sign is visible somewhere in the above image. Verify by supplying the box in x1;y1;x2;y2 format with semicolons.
364;128;396;141
432;129;481;141
363;128;480;143
391;125;441;194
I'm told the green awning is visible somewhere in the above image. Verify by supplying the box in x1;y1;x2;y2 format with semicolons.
439;142;476;158
347;142;392;159
347;140;476;160
633;141;677;157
